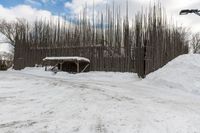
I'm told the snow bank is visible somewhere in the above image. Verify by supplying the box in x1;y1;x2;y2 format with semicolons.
16;54;200;94
145;54;200;95
18;67;139;83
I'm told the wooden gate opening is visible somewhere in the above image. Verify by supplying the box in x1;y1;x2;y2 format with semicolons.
43;57;90;73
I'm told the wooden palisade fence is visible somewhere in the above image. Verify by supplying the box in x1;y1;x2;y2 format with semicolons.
14;4;188;78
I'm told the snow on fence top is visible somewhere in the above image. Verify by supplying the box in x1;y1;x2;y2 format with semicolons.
43;56;90;62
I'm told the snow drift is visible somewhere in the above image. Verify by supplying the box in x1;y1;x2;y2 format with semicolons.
145;54;200;95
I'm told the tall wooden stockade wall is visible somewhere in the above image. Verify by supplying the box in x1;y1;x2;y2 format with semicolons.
14;4;188;78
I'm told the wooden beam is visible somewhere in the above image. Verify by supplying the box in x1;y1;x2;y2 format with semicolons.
60;62;63;71
76;61;79;73
45;64;47;71
81;64;89;72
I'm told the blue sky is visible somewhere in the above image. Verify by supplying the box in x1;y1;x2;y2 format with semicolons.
0;0;71;15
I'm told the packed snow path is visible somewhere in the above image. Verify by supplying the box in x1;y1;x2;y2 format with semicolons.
1;54;200;133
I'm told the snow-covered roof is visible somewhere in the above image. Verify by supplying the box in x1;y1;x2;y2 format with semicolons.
0;33;14;55
0;33;8;42
0;43;14;55
43;56;90;62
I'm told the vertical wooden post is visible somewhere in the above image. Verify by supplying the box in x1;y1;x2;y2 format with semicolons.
45;63;47;71
77;61;79;73
60;62;63;71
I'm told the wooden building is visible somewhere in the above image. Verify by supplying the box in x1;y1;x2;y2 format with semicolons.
43;56;90;73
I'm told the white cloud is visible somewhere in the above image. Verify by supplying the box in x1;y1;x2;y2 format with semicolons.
161;0;200;32
0;4;59;22
65;0;107;14
64;0;200;32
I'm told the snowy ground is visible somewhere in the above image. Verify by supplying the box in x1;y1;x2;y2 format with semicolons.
1;54;200;133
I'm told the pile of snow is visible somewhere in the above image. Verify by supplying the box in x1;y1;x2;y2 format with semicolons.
19;67;139;83
145;54;200;95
